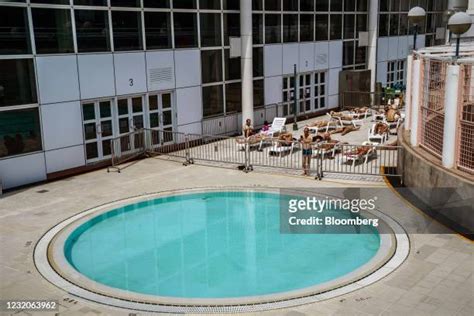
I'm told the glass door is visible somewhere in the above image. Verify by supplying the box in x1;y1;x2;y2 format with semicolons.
82;100;114;163
299;73;312;114
147;92;174;146
116;96;145;154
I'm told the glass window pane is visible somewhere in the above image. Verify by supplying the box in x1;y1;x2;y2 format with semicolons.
84;123;97;140
118;99;128;115
265;0;281;11
389;14;399;36
379;14;389;37
226;82;241;113
224;13;240;46
100;101;111;118
174;0;196;9
144;0;169;7
330;0;342;11
253;79;264;108
357;14;367;33
200;13;221;47
110;0;140;7
32;8;74;54
380;0;389;12
0;108;42;158
0;59;37;107
162;94;171;108
253;14;263;44
82;103;95;121
101;120;112;137
112;11;142;51
86;142;98;159
223;0;239;10
0;7;30;54
74;0;107;5
300;14;314;42
75;10;110;53
358;0;368;11
150;113;159;128
300;0;314;11
253;47;263;78
283;14;298;42
329;14;342;40
174;13;198;48
119;117;129;133
315;14;329;41
200;0;220;9
225;50;240;81
316;0;328;11
102;140;111;156
283;0;298;11
344;14;355;39
343;41;354;66
355;45;367;64
201;50;222;83
265;14;281;43
345;0;356;11
145;12;172;49
132;97;142;112
252;0;263;10
202;85;223;117
149;95;158;111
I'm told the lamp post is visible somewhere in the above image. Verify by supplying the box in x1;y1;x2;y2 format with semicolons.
448;12;472;58
293;64;298;131
408;6;426;51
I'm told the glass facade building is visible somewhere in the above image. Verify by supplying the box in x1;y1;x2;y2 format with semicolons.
0;0;448;189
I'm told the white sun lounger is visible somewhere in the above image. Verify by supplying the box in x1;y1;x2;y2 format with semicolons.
338;141;377;167
368;123;389;144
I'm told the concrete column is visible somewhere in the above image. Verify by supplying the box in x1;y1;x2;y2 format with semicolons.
410;59;422;146
442;65;461;168
404;55;413;131
241;0;254;125
368;0;379;92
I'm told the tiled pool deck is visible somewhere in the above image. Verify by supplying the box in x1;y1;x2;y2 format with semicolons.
1;158;472;316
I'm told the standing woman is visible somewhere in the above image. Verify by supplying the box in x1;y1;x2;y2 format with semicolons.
300;127;313;176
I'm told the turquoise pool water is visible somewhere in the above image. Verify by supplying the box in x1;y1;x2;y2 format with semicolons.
65;191;380;298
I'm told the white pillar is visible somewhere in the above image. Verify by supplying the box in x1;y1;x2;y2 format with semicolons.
410;59;422;146
442;65;461;168
404;55;413;131
241;0;254;126
368;0;379;92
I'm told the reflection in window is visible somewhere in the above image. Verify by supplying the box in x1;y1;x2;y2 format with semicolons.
203;85;223;117
329;14;342;40
283;14;298;42
201;50;222;83
75;10;110;52
224;13;240;46
265;14;281;44
225;50;240;81
226;82;241;113
174;13;197;48
32;8;74;54
315;14;328;41
0;108;42;158
254;79;264;108
0;7;30;54
253;14;263;44
200;0;220;9
0;59;37;107
200;13;222;47
253;47;263;78
145;12;171;49
300;14;314;42
112;11;142;51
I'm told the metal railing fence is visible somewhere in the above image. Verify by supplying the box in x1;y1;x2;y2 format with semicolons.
108;128;402;180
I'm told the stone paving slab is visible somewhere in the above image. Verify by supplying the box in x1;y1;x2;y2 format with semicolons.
0;158;472;316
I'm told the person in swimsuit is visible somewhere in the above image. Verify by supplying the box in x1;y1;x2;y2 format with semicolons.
300;127;313;176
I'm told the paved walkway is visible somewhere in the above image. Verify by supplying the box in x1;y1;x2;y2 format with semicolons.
0;158;472;316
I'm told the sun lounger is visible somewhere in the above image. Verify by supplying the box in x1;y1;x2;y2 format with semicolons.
338;142;377;167
269;139;298;157
368;123;389;144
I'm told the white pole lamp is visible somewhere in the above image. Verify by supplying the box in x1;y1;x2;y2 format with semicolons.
408;6;426;51
448;12;472;58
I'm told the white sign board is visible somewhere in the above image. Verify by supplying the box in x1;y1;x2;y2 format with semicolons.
229;37;241;58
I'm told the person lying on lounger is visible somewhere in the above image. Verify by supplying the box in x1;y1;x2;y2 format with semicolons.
329;111;357;121
385;106;401;122
309;120;337;128
374;122;390;135
344;144;373;157
277;132;294;147
330;125;361;136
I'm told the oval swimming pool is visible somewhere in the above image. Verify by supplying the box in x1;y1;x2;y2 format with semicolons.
63;191;383;299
